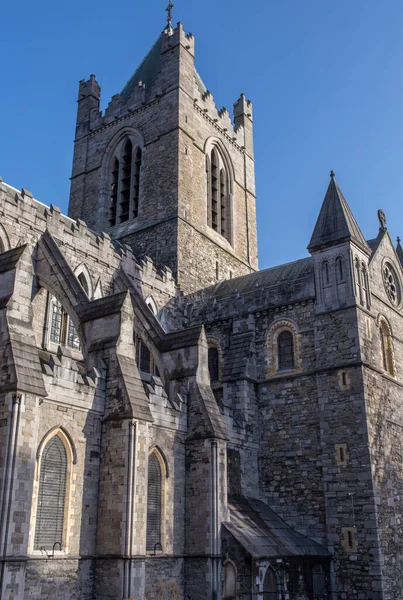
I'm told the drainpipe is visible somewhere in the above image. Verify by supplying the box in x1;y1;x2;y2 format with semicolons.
211;440;220;599
123;420;136;599
0;393;22;595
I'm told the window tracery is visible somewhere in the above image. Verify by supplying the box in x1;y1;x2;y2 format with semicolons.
383;261;401;306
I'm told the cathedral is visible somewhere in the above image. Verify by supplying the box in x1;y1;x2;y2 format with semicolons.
0;10;403;600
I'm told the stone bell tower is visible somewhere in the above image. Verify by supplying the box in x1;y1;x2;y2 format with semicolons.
68;12;258;294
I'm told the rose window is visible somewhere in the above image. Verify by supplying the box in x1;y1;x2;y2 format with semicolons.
383;263;400;306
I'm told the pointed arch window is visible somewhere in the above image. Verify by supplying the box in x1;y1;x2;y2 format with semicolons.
208;346;220;383
146;452;163;552
278;330;295;370
108;137;142;227
206;145;232;242
34;435;68;550
380;318;395;376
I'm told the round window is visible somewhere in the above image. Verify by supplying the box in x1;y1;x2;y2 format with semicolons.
383;262;401;306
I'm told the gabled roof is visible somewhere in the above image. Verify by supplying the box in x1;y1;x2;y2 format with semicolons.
224;496;330;559
120;32;208;102
308;173;370;254
121;34;164;101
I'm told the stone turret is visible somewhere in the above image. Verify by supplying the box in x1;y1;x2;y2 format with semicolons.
308;171;371;312
69;23;258;293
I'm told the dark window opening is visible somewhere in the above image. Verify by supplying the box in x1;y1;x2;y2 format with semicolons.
278;331;295;370
348;530;353;548
339;447;345;462
34;435;67;551
336;257;344;281
208;346;220;383
342;372;347;386
77;272;89;296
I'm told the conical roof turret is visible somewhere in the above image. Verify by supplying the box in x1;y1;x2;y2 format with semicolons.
308;172;370;254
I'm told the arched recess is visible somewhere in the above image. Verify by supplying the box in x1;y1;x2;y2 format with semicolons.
223;559;237;599
263;565;280;599
267;318;301;376
74;263;93;299
0;222;10;253
30;427;76;553
100;126;145;228
207;337;223;384
377;314;395;376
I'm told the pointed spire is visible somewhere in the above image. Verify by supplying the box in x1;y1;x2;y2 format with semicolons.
308;172;370;254
397;237;403;268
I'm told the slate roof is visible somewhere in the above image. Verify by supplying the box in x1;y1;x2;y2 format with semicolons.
121;34;163;101
224;496;330;559
0;245;26;274
308;175;370;253
213;257;313;300
120;32;208;101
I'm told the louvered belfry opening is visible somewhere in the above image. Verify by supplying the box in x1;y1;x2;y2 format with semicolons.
109;157;119;226
207;146;230;242
146;453;162;552
120;139;132;223
34;435;68;551
278;330;295;370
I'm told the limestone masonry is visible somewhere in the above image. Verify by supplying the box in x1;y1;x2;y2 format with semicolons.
0;17;402;600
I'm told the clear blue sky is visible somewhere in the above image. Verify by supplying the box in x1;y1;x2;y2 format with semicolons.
1;0;403;270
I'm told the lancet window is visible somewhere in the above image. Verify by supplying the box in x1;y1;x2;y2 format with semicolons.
34;435;68;551
109;137;142;227
146;451;163;552
206;145;232;242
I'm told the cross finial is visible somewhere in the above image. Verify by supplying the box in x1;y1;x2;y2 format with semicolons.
397;236;401;245
378;209;387;231
166;1;174;33
330;170;335;179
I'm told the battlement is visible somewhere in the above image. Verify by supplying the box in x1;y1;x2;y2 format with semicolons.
0;179;178;301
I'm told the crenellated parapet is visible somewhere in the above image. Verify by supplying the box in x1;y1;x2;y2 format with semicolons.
0;180;179;305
